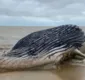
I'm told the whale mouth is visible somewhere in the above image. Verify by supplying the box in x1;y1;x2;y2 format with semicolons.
1;47;85;70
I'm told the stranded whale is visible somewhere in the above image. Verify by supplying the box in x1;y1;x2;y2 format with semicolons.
0;24;85;70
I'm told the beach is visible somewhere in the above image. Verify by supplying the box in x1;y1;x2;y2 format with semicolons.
0;26;85;80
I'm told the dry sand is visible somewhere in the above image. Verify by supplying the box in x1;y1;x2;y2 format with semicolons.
0;26;85;80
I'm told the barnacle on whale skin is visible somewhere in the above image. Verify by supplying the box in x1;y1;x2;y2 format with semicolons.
0;24;85;70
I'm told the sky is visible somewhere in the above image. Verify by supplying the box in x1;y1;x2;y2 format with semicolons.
0;0;85;26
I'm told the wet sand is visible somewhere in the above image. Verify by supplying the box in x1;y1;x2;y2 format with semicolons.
0;26;85;80
57;64;85;80
0;71;61;80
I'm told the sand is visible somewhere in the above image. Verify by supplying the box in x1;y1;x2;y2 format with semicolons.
0;26;85;80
